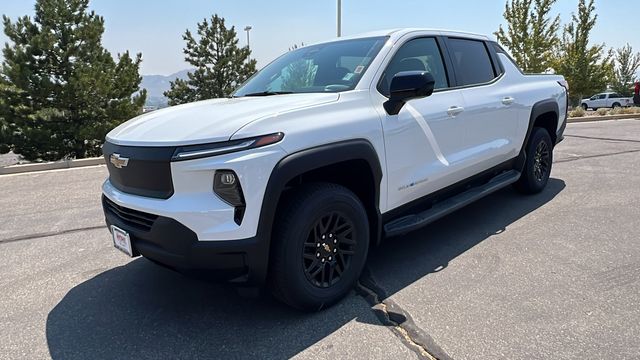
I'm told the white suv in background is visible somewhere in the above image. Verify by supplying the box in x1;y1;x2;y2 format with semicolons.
102;29;568;310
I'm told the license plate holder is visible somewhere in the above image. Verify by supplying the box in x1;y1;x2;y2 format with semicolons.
111;225;133;257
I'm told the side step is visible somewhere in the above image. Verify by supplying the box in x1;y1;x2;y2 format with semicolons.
384;170;521;237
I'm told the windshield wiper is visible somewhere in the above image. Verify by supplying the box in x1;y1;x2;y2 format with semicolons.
241;91;294;97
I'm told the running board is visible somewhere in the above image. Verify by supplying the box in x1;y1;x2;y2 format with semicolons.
384;170;521;237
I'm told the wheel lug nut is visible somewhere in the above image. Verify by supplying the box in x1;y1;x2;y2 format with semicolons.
328;256;332;261
321;258;325;263
322;235;325;239
316;252;320;258
333;239;337;244
329;234;333;238
333;249;337;253
316;243;320;247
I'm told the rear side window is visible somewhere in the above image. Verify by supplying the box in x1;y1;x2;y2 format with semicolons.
447;38;496;86
609;93;622;98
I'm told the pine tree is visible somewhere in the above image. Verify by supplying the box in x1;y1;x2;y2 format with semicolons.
0;0;146;161
551;0;613;105
165;15;257;106
282;43;314;91
611;44;640;97
495;0;560;73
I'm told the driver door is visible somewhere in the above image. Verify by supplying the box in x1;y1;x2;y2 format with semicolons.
377;37;467;211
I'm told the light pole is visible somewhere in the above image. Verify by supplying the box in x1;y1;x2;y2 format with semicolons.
244;26;252;62
336;0;342;37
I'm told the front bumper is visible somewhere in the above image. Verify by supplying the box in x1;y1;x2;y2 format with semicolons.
102;195;268;283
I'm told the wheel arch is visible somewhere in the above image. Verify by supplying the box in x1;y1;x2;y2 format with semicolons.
253;139;384;283
515;99;559;171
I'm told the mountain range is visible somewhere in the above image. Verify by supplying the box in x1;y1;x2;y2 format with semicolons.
141;69;191;108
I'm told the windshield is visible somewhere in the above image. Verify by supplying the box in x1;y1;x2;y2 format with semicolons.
234;36;387;96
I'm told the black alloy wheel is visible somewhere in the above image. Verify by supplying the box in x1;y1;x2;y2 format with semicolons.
303;211;356;288
513;126;553;194
269;183;369;311
533;140;550;182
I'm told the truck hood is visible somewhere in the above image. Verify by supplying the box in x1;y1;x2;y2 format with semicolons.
106;93;340;146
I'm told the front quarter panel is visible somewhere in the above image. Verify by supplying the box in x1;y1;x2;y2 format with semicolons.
231;90;389;212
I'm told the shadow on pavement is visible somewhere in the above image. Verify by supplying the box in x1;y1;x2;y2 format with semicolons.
367;178;566;295
46;178;565;359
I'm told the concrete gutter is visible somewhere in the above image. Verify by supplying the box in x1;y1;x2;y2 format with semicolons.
0;115;638;175
0;157;104;175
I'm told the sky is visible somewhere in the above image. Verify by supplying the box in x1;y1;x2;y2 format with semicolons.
0;0;638;76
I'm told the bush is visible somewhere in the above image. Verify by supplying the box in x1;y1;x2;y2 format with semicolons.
596;108;609;116
569;107;586;117
609;106;640;115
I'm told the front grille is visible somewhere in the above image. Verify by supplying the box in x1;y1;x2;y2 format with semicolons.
102;141;175;199
103;196;158;232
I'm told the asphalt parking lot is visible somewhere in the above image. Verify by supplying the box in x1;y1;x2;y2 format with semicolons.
1;119;639;360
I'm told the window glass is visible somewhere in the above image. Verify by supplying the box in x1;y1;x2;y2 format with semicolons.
378;37;449;96
234;37;386;96
447;38;496;86
610;93;621;98
597;94;607;99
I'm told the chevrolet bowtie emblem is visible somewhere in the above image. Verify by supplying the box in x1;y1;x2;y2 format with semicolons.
110;153;129;169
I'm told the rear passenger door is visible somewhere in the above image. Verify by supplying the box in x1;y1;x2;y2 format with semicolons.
444;37;519;172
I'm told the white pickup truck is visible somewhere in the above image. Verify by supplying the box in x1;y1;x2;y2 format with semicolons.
101;28;568;310
581;92;633;110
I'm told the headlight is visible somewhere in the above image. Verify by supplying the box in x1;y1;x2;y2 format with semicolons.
172;132;284;161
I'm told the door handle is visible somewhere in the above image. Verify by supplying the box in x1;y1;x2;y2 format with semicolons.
447;106;465;117
502;96;515;105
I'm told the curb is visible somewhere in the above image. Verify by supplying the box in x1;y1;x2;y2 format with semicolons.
567;114;640;123
0;157;104;175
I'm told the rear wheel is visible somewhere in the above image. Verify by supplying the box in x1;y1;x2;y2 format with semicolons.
269;183;369;311
514;127;553;194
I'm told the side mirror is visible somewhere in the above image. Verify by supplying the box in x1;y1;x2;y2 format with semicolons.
384;71;436;115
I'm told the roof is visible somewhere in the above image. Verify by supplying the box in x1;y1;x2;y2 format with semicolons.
317;28;491;44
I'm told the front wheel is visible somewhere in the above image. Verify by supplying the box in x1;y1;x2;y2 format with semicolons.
269;183;370;311
514;127;553;194
581;104;588;110
612;102;621;108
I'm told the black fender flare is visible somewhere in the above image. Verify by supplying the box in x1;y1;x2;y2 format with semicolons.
249;139;383;284
515;99;559;171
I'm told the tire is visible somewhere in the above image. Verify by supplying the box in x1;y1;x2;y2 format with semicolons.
269;183;370;311
612;102;621;108
581;104;588;110
514;127;553;194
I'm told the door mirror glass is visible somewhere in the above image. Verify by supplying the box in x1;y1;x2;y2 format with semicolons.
384;71;435;115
